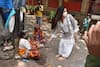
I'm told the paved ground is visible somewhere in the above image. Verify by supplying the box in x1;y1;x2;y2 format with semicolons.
0;15;88;67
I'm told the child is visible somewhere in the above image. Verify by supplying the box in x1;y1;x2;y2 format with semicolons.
35;3;43;25
33;24;46;45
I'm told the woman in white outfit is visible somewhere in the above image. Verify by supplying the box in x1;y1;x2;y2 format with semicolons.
51;6;79;59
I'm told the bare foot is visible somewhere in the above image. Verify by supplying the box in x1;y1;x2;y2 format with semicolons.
56;55;65;61
58;56;65;61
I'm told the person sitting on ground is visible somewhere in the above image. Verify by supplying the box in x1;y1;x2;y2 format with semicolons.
33;24;46;45
29;36;40;59
18;32;31;58
18;32;40;59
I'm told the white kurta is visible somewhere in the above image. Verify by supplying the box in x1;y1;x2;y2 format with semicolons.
58;14;79;58
19;38;31;50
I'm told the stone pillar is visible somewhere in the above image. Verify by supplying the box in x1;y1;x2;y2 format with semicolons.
32;0;34;5
59;0;62;6
81;0;90;14
43;0;48;11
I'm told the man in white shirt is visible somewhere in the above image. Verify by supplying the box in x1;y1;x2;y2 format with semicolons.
18;32;31;58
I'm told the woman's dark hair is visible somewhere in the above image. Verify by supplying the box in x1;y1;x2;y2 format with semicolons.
51;6;64;29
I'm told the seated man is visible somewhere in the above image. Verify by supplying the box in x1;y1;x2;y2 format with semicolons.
18;32;40;59
18;32;31;58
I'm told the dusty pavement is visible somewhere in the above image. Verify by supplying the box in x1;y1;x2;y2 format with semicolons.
0;15;88;67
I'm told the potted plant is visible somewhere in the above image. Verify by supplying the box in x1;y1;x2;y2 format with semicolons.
26;5;34;15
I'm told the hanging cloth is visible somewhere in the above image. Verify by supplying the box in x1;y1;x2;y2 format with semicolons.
0;0;13;9
5;9;16;32
13;0;26;9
